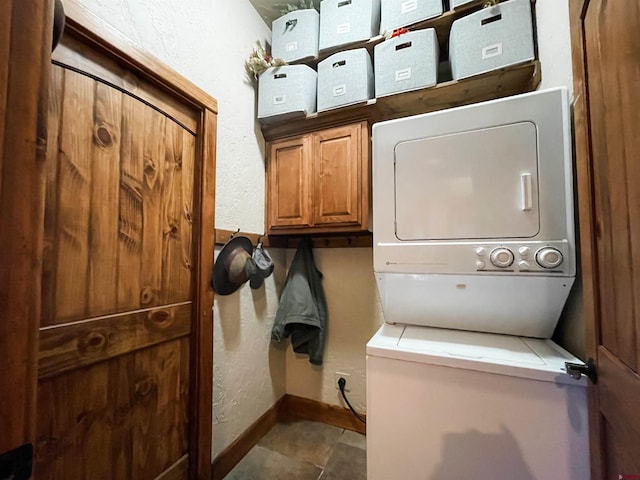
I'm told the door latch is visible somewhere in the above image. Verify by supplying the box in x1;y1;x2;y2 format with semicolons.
565;357;598;384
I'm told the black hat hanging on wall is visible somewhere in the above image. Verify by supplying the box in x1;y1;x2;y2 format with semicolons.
211;236;257;295
211;235;275;295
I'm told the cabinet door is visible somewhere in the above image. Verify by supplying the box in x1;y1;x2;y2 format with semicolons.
312;122;367;228
267;135;313;230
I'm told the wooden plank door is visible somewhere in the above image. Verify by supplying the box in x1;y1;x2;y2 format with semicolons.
31;3;217;473
36;60;195;480
570;0;640;477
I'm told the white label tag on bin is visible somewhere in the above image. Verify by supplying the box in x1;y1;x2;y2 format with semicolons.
285;41;298;52
401;0;417;14
337;23;351;34
333;84;347;97
273;95;286;105
482;42;503;59
395;68;412;81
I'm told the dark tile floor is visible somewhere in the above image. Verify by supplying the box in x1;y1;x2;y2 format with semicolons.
225;419;367;480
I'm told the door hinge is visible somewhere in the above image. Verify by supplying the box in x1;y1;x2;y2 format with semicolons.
0;443;33;480
565;357;598;384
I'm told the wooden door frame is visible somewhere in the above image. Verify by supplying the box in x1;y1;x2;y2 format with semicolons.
569;0;603;477
1;0;217;477
0;0;53;462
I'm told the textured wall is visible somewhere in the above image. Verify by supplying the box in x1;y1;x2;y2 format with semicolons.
213;247;287;457
535;0;574;98
71;0;286;459
283;248;384;412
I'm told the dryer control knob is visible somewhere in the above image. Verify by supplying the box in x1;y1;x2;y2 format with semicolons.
475;247;486;256
476;260;486;270
490;248;514;268
518;260;531;270
518;246;530;256
536;247;563;269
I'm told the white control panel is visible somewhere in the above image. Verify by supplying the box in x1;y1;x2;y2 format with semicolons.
473;241;568;273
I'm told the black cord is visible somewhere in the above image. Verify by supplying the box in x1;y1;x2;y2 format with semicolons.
338;377;366;424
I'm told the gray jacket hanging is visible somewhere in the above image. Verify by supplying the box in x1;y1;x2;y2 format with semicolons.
271;238;327;365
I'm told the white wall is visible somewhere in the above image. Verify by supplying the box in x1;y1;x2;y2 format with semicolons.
71;0;286;459
284;248;384;412
212;248;286;457
535;0;573;98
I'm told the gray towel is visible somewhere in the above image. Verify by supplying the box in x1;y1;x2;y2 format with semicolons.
271;238;327;365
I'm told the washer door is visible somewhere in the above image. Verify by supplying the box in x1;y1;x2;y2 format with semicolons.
394;121;540;240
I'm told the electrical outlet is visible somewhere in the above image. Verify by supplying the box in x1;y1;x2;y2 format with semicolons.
334;371;351;392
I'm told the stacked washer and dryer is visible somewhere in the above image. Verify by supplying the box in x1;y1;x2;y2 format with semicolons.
367;88;590;479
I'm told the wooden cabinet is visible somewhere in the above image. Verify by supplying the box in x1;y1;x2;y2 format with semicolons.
266;121;369;235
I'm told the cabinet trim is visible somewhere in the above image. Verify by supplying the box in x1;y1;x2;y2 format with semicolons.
261;60;540;141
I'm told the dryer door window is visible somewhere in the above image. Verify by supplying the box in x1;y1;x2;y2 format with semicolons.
394;121;540;240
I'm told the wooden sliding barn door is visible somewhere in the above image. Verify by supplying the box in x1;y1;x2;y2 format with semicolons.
570;0;640;478
34;6;216;479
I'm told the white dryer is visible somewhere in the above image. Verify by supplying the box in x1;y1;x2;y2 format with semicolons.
366;324;590;480
372;88;575;337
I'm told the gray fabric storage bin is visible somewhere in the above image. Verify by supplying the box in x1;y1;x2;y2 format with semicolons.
449;0;534;80
379;0;443;34
450;0;475;9
317;48;374;111
258;65;317;120
374;29;439;97
319;0;381;51
272;9;320;63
